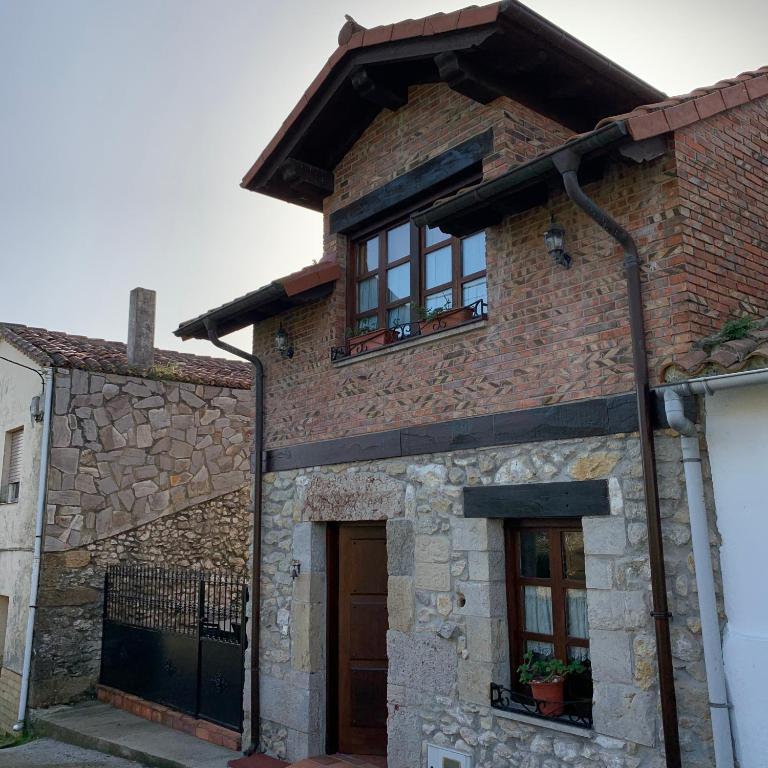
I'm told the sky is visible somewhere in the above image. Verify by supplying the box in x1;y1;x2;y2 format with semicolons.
1;0;766;358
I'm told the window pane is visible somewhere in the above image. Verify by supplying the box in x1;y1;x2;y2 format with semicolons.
426;245;452;288
567;646;590;662
526;640;554;658
387;223;410;263
388;303;410;328
425;290;452;313
358;237;379;273
462;278;487;308
387;263;410;303
357;276;378;313
567;589;589;639
461;231;486;276
563;531;585;580
425;224;450;247
520;531;550;578
523;586;553;635
355;315;378;333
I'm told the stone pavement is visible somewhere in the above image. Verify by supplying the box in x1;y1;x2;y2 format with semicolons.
0;737;147;767
287;756;386;768
32;701;239;768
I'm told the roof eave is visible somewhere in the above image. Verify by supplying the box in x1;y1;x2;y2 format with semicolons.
413;120;630;236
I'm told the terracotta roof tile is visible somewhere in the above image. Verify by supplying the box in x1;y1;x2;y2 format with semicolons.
662;318;768;382
0;323;252;389
598;65;768;140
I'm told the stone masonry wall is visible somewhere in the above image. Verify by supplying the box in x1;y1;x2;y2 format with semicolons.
251;432;722;768
46;367;253;550
31;486;250;708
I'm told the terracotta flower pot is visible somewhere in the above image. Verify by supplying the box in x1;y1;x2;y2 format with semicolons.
530;678;565;717
419;305;476;336
347;327;395;356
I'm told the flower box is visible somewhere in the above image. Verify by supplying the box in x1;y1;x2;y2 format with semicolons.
419;305;476;336
347;327;395;357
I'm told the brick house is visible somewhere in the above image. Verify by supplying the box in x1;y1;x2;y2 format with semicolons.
177;3;768;767
0;289;253;746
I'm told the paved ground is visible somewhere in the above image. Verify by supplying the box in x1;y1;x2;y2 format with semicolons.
0;737;148;767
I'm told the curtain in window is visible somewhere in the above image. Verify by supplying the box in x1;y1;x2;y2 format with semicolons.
524;586;553;635
567;589;588;639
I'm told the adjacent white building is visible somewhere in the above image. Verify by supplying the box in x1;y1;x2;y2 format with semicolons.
0;337;47;731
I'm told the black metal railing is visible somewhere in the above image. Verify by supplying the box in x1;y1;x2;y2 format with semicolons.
490;682;593;729
103;564;246;643
331;299;487;361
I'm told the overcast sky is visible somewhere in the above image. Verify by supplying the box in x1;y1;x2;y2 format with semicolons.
1;0;766;358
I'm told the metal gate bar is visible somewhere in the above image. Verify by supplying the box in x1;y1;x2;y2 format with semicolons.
100;564;247;731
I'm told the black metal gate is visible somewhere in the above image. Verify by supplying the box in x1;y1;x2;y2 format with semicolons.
100;565;247;731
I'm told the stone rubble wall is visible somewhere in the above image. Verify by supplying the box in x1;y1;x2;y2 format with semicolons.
31;486;250;708
252;432;722;768
46;367;253;550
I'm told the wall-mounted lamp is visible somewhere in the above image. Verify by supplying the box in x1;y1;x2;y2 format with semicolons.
290;559;301;580
274;325;294;358
544;219;571;269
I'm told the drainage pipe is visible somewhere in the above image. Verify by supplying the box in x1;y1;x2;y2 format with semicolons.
14;367;54;732
552;149;682;768
663;387;735;768
203;321;263;754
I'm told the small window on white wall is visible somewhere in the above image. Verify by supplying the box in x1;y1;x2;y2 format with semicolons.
2;428;23;504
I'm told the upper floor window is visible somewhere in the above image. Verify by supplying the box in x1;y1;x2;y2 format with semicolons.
351;221;486;334
1;428;23;504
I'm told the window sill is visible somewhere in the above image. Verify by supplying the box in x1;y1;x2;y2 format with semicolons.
491;705;594;738
332;317;486;367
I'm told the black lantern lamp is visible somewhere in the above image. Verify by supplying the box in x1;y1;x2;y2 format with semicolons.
544;219;571;269
274;324;294;358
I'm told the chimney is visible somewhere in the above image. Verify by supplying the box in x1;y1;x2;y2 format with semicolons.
127;287;156;368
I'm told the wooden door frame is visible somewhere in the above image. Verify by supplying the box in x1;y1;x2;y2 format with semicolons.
325;521;388;755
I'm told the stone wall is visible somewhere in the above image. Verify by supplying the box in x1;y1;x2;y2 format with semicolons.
31;486;250;708
251;432;721;768
0;667;21;733
46;367;253;550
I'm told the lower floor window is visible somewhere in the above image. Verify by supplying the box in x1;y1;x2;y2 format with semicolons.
495;519;593;726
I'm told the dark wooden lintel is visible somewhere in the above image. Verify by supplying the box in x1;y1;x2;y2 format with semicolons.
329;129;493;235
280;158;334;195
463;480;609;519
266;390;695;472
351;68;407;112
435;51;508;105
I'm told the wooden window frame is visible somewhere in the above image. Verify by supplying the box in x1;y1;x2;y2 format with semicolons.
349;219;486;333
504;518;590;692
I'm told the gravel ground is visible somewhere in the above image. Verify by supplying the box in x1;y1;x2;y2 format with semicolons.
0;737;148;768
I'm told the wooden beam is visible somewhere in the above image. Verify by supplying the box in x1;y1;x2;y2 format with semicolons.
463;480;609;519
351;68;407;112
280;158;334;195
329;129;492;235
434;51;508;104
266;391;693;471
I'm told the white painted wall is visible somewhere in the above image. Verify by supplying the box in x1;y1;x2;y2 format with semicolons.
705;383;768;768
0;340;45;675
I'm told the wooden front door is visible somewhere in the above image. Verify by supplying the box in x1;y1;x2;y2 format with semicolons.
333;523;388;755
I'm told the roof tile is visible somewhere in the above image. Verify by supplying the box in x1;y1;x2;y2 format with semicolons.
694;90;726;120
745;73;768;100
390;18;427;41
0;324;252;389
627;110;671;140
721;82;750;109
664;100;700;130
362;24;394;46
425;10;464;34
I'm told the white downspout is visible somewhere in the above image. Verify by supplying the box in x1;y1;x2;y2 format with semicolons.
13;367;53;732
663;387;735;768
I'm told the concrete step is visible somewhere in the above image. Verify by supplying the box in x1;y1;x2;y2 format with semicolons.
32;701;240;768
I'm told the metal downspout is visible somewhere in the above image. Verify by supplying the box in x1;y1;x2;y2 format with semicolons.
14;367;54;732
203;320;263;754
663;388;735;768
552;149;682;768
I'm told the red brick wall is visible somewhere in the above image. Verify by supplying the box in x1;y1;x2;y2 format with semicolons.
672;97;768;341
255;126;684;448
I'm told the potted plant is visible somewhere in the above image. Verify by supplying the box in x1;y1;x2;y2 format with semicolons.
345;323;395;357
416;302;476;337
517;652;586;717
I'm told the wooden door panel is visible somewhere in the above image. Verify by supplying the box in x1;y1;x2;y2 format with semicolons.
337;523;388;755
